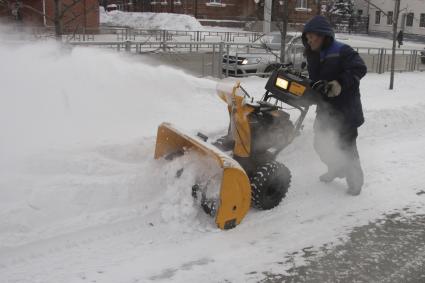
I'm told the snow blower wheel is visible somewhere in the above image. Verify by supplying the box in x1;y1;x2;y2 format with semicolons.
251;161;291;210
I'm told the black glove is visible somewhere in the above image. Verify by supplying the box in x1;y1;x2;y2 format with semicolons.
312;80;328;95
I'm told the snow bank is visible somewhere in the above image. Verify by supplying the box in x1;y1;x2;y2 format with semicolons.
100;7;203;31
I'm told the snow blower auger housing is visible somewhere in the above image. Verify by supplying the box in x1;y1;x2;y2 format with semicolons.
154;65;319;230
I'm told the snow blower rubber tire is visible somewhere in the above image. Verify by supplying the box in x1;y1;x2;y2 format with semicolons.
251;161;291;210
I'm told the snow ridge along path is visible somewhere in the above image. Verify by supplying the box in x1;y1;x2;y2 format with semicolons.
100;7;204;31
1;40;425;282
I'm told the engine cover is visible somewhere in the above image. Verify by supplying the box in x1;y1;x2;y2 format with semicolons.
249;109;295;155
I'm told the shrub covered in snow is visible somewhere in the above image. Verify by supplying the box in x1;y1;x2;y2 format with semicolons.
329;0;354;16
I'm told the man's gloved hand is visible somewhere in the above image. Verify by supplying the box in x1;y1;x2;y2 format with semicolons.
312;80;342;98
326;80;342;97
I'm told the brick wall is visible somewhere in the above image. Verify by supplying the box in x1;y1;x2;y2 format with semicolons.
0;0;44;25
0;0;99;30
195;0;258;21
111;0;317;23
271;0;319;24
45;0;99;30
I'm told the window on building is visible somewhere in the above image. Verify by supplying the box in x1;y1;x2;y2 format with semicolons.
387;11;393;25
406;13;414;27
420;13;425;28
375;11;381;24
357;9;363;16
296;0;307;9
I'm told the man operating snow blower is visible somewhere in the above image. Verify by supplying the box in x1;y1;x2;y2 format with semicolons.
302;16;367;196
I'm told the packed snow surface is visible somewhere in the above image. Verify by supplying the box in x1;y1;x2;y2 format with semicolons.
100;7;204;31
1;37;425;282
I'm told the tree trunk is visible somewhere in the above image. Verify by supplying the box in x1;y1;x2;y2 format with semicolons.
54;0;63;40
317;0;322;15
389;0;400;90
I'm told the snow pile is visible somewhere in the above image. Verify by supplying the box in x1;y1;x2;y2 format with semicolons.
100;7;203;31
157;151;223;229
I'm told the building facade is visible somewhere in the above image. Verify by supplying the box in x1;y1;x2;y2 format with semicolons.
106;0;318;24
0;0;99;30
353;0;369;17
368;0;425;41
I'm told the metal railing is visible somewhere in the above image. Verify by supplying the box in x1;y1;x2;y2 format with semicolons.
69;40;425;78
32;26;264;43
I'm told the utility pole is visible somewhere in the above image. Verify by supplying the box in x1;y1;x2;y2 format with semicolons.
53;0;62;40
389;0;401;90
316;0;322;15
280;0;289;63
264;0;272;34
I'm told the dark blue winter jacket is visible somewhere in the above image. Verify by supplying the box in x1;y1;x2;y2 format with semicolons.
302;16;367;129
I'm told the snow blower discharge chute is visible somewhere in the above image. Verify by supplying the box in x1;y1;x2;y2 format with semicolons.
155;66;321;230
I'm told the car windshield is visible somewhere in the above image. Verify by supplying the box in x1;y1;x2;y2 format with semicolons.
253;34;294;50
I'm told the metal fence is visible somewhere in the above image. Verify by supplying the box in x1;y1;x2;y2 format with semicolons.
32;26;264;43
69;40;425;78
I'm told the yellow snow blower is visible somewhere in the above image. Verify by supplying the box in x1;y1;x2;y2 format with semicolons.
154;65;320;230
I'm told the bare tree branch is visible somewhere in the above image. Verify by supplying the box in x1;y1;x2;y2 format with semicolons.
60;0;83;18
63;3;97;26
20;3;55;22
361;0;389;17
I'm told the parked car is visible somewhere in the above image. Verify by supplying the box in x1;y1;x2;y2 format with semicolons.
222;32;305;77
106;4;118;12
421;48;425;64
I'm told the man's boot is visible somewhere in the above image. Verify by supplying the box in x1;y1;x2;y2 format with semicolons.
319;169;345;183
346;160;364;196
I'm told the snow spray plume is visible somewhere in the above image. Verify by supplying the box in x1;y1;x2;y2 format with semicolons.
0;34;219;160
0;33;225;246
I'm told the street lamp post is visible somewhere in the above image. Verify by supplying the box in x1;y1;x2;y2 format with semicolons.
264;0;272;34
280;0;288;63
389;0;401;90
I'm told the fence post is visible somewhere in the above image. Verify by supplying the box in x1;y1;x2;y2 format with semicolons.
226;43;230;78
218;42;224;79
411;50;417;71
162;30;167;44
202;54;205;77
196;31;200;52
378;48;384;74
212;44;216;77
125;41;131;52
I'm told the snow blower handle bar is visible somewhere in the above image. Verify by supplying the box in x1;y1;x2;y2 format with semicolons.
311;80;331;98
239;85;251;99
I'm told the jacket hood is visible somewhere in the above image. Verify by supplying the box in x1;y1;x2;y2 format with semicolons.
303;15;335;38
302;16;335;47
